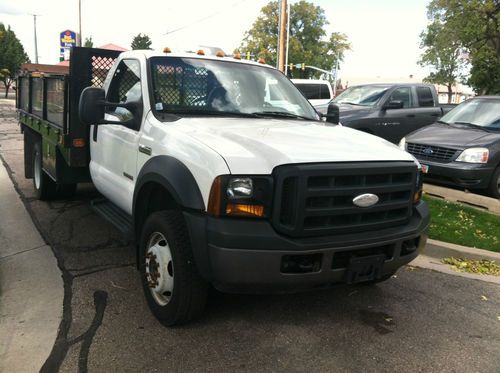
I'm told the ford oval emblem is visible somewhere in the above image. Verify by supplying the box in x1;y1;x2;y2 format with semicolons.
423;147;434;155
353;193;379;208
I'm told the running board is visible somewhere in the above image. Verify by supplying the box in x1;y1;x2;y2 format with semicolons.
91;199;133;238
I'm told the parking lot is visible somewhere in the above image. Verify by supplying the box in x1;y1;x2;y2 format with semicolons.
1;99;500;372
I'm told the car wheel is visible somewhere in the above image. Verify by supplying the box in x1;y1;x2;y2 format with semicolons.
487;166;500;199
139;210;208;326
32;142;57;200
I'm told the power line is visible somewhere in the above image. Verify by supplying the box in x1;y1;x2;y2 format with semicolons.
163;0;247;36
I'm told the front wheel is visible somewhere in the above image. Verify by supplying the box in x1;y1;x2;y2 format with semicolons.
487;166;500;199
139;210;208;326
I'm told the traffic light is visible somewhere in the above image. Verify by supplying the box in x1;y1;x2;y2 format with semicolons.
301;63;305;71
289;63;294;71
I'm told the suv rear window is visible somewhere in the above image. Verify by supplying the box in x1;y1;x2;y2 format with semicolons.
295;83;331;100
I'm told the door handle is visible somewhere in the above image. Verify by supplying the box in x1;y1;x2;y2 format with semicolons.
138;145;152;156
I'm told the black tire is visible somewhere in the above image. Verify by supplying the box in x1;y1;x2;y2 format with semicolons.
32;142;57;200
139;210;208;326
487;166;500;199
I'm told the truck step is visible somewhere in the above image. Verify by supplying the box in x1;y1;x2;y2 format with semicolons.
91;199;133;238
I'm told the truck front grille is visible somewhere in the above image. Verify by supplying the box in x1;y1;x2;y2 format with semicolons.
272;162;417;238
407;143;459;162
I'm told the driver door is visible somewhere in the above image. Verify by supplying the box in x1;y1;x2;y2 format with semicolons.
90;59;143;214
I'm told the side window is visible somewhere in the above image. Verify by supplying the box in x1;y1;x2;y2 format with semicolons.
388;87;411;108
107;59;142;121
416;87;434;107
296;84;321;100
319;84;332;99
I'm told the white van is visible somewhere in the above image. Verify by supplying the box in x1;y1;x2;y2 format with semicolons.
292;79;334;113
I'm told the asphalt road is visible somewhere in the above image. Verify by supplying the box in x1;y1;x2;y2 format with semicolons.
1;99;500;372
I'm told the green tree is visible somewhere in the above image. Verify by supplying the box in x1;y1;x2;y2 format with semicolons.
240;0;350;79
426;0;500;94
84;36;94;48
419;22;464;103
131;33;152;50
0;23;30;98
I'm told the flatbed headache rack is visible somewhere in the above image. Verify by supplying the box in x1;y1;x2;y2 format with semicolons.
16;47;120;183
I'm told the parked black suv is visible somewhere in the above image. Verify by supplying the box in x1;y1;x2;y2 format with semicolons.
401;96;500;198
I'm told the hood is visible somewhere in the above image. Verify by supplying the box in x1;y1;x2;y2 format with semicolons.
337;104;374;121
406;123;500;148
174;117;415;174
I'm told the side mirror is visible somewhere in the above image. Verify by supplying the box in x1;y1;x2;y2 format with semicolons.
79;87;105;125
324;102;340;124
383;100;404;110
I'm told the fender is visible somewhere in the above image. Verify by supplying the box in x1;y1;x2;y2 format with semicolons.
133;155;205;213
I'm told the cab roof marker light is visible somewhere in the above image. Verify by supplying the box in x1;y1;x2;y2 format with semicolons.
197;49;205;56
233;53;241;60
258;58;266;64
215;51;225;58
163;47;172;53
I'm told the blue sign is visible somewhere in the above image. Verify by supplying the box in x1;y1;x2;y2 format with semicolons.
60;30;77;48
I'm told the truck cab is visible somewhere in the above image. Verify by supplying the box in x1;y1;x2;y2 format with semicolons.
18;48;429;326
332;83;447;144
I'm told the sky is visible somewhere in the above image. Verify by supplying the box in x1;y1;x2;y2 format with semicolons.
0;0;432;84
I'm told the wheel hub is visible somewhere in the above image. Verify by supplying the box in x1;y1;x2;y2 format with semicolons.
145;232;174;306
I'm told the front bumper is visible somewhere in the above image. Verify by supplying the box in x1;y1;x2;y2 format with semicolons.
418;159;494;189
184;202;430;293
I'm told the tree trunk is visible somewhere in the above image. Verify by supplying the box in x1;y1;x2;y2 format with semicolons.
447;83;452;104
2;80;10;98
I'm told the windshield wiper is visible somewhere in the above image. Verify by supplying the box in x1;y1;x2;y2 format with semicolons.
160;109;259;118
452;121;490;131
250;111;314;121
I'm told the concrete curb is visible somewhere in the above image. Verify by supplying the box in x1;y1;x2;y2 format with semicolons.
423;238;500;262
410;239;500;285
423;183;500;215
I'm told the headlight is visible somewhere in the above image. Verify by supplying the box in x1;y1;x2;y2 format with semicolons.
208;175;273;218
399;137;407;150
227;178;253;198
456;148;489;163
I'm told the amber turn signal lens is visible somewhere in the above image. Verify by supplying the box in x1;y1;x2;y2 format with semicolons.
215;51;225;57
207;176;223;216
413;190;423;203
225;203;264;217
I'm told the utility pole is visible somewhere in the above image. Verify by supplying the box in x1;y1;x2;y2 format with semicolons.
277;0;287;73
31;14;39;63
78;0;82;46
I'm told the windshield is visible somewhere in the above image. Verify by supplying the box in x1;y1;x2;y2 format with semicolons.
149;57;318;120
333;85;390;106
440;98;500;129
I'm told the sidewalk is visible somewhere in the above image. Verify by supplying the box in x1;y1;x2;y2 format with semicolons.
0;159;64;372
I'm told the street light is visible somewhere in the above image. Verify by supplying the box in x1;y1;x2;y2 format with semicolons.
30;14;40;63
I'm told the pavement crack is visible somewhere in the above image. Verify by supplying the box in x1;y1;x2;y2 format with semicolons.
0;243;48;260
71;262;135;278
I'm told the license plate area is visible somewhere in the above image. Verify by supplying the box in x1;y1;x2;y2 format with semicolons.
421;164;429;174
344;254;386;284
